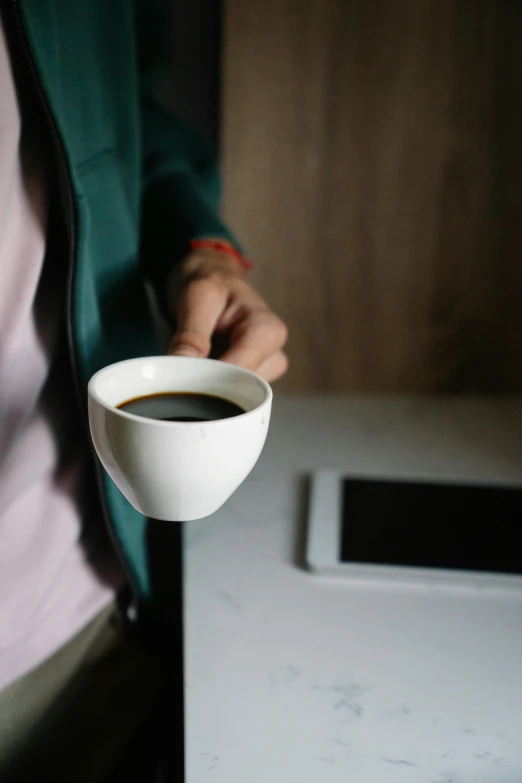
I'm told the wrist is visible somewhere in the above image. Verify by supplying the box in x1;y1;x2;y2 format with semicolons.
189;238;253;271
166;244;243;313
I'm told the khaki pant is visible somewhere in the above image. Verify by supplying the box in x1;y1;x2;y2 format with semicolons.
0;602;161;782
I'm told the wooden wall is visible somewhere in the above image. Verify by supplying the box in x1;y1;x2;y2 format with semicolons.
221;0;522;392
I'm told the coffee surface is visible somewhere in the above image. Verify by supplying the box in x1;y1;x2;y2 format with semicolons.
117;392;245;422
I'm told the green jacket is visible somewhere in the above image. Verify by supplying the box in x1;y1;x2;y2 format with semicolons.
9;0;237;603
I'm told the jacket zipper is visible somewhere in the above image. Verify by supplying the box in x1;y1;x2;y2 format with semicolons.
8;1;77;378
8;0;140;605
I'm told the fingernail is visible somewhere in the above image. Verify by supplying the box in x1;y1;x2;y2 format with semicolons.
169;344;202;358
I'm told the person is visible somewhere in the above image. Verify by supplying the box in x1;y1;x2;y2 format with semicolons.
0;0;288;779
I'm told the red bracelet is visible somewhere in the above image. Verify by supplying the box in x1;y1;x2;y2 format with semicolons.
189;239;254;271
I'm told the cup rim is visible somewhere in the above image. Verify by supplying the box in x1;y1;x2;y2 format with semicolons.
87;355;273;428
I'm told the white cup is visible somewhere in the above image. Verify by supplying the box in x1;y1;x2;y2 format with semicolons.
88;356;272;521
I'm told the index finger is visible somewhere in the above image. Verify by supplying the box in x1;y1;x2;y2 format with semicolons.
220;311;288;370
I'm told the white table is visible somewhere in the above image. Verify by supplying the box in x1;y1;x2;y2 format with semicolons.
185;396;522;782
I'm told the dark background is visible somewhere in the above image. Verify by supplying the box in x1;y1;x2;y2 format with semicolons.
167;0;221;144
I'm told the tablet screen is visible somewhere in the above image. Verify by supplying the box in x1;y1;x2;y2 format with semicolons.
340;478;522;574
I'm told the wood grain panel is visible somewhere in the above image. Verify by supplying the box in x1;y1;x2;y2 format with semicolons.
221;0;522;392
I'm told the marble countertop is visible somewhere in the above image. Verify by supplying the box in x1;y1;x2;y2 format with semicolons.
185;396;522;782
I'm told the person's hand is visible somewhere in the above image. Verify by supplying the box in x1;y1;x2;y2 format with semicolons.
167;246;288;382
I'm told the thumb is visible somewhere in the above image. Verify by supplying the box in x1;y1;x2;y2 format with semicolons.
168;278;228;358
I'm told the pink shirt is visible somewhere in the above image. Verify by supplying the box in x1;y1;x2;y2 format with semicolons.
0;14;122;691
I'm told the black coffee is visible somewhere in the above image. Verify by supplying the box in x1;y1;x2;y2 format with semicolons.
117;392;245;423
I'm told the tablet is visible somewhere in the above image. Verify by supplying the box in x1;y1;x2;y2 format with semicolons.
306;471;522;588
